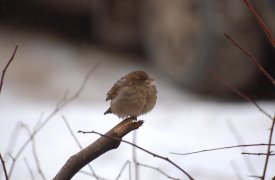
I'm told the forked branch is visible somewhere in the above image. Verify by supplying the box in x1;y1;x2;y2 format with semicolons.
53;117;143;180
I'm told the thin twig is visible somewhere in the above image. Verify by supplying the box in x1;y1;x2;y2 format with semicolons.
63;116;84;149
0;153;9;180
207;69;273;120
62;116;102;180
0;44;19;94
224;33;275;86
170;143;275;156
7;62;99;178
227;120;257;176
242;152;275;156
20;123;46;180
242;0;275;47
23;158;35;180
4;122;22;159
32;140;46;180
55;117;143;180
78;130;194;180
262;116;275;179
132;131;138;180
78;170;111;180
114;160;131;180
137;162;180;180
248;175;262;179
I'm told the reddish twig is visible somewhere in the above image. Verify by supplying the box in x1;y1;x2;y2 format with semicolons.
79;130;194;180
207;69;273;120
170;143;275;156
0;44;19;94
224;33;275;86
242;152;275;156
0;153;9;180
262;116;275;179
242;0;275;47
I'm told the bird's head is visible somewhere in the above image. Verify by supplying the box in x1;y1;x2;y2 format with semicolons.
127;71;153;85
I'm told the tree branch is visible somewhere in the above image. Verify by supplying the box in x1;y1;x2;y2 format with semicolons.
224;33;275;86
242;0;275;47
137;162;180;180
0;153;8;180
170;143;275;156
0;44;19;94
262;116;275;179
8;63;99;178
207;69;272;120
62;116;103;180
53;117;143;180
114;160;131;180
79;130;194;179
242;152;275;156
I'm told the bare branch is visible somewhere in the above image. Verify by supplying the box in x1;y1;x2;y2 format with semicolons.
23;158;35;180
62;116;102;180
262;116;275;179
0;44;19;94
224;33;275;86
114;160;131;180
207;69;273;120
20;122;46;180
227;120;257;175
137;162;180;180
170;144;275;156
242;152;275;156
0;153;9;180
132;131;139;180
242;0;275;47
8;62;99;178
247;175;262;179
53;117;145;180
78;129;194;180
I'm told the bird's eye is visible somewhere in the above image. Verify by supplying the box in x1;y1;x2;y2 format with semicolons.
139;77;147;81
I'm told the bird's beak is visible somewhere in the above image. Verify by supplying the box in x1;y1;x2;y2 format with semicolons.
146;78;154;84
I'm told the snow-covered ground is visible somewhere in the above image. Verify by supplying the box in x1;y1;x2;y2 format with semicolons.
0;28;274;180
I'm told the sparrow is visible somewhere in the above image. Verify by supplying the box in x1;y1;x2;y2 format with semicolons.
104;70;157;119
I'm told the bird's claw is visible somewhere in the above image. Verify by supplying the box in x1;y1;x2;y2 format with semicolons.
131;116;138;122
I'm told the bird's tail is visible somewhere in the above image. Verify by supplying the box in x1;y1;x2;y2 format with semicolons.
104;108;112;115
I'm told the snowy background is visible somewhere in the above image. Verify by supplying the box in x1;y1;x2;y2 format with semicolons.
0;27;274;180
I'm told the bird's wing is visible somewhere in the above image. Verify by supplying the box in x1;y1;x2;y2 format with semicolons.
106;77;126;101
106;85;118;101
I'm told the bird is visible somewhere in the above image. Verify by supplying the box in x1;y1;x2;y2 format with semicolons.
104;70;157;119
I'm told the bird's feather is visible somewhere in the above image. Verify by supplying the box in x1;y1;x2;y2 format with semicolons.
105;77;126;101
104;107;112;115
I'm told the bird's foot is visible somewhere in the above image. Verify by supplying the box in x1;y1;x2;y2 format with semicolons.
131;116;138;122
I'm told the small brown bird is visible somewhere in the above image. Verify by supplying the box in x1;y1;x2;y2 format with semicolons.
104;71;157;119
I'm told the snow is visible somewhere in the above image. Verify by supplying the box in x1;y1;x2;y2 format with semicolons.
0;28;274;180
